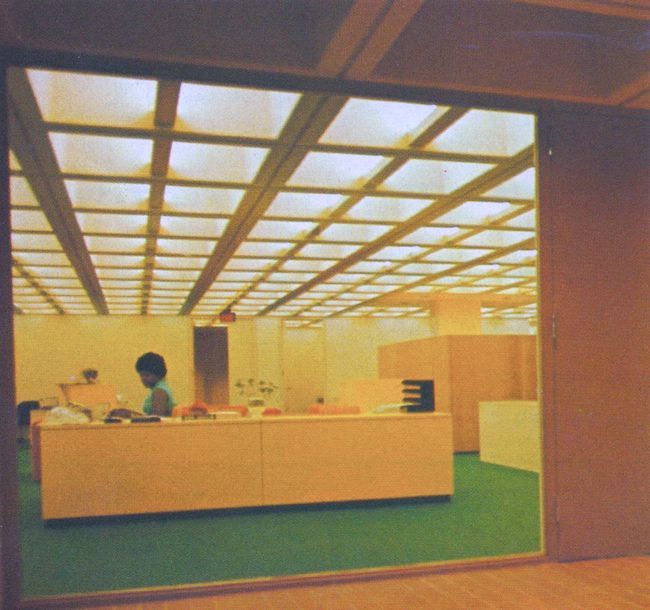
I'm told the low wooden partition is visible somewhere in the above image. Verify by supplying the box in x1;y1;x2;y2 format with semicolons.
39;413;453;520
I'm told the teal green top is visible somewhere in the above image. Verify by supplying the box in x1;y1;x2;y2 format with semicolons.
142;379;176;416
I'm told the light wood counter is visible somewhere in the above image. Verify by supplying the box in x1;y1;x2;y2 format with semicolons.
39;412;453;520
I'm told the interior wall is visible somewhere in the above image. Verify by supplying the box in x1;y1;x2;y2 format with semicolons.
323;317;434;403
538;110;650;560
13;315;194;409
283;327;325;412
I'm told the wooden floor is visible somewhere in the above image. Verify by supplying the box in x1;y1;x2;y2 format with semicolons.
71;556;650;609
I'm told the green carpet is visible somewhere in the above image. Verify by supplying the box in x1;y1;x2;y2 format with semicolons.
18;446;540;597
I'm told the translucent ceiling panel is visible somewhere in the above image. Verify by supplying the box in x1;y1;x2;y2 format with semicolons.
50;134;153;177
265;192;342;218
157;238;215;256
484;168;536;199
382;160;495;194
153;269;200;281
76;213;148;235
369;245;426;260
235;241;293;257
458;230;535;248
472;277;523;286
398;226;461;245
492;250;537;264
96;268;142;279
28;69;157;128
163;186;245;215
225;258;274;271
84;236;146;253
249;220;316;240
11;233;62;251
318;223;391;243
504;210;536;229
15;252;71;266
169;142;269;183
159;216;228;238
345;196;432;222
266;272;316;283
347;261;394;273
286;152;386;189
281;259;336;272
434;201;514;225
503;267;536;277
176;83;300;138
297;243;360;259
10;177;38;206
319;98;439;147
65;180;151;210
456;264;502;276
155;255;209;269
424;248;491;262
91;254;145;267
400;262;453;274
446;286;489;294
374;274;423;284
11;210;52;232
217;271;260;282
428;110;534;156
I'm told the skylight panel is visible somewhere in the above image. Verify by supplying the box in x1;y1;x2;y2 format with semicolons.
504;210;536;229
265;192;342;219
347;261;393;273
11;233;62;251
373;276;422;287
458;230;535;248
329;273;371;283
169;142;269;183
484;168;536;199
503;267;536;277
235;241;293;257
157;238;215;256
345;196;431;222
281;259;336;272
76;212;148;235
84;236;146;253
319;98;438;147
159;216;228;238
163;186;245;215
39;278;82;288
446;286;490;293
398;226;461;245
176;83;300;138
399;262;453;274
265;271;316;283
434;201;514;225
369;245;426;260
25;266;77;278
249;220;316;240
287;152;386;189
256;282;299;291
28;69;157;128
153;269;201;281
91;254;145;267
225;258;274;271
355;284;401;293
155;255;209;269
65;180;150;210
14;252;69;266
456;264;502;276
101;281;141;289
11;210;52;232
381;160;495;194
318;223;391;243
428;109;534;156
216;271;260;282
50;134;153;177
10;177;38;206
96;268;142;279
492;250;537;264
297;243;360;259
149;280;194;290
424;248;490;263
208;281;250;291
472;277;523;286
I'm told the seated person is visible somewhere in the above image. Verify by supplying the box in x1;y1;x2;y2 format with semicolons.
135;352;176;417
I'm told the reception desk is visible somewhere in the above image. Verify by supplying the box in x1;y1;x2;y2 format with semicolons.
479;401;540;472
39;412;453;520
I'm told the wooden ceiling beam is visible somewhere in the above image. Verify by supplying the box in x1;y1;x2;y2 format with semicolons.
7;69;108;314
507;0;650;20
261;145;534;314
140;80;181;314
180;94;348;314
11;257;65;314
606;73;650;106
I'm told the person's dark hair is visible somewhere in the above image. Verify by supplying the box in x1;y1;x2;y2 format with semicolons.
135;352;167;378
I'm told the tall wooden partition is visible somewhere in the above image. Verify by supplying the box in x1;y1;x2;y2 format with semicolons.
538;111;650;561
379;335;537;451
